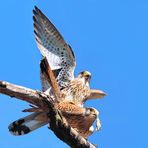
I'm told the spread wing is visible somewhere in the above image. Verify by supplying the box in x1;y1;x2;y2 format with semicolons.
33;6;76;91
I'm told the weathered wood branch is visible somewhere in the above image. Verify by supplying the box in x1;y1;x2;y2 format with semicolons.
0;80;47;107
45;99;97;148
0;80;96;148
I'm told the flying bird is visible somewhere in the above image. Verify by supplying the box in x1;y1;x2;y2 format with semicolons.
33;6;106;107
8;102;101;138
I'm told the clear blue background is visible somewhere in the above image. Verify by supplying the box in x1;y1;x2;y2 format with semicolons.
0;0;147;148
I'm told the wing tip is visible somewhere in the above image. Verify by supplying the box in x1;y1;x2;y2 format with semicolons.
33;6;39;14
33;6;44;18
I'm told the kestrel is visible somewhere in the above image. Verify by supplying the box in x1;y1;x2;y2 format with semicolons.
8;102;101;138
33;6;106;107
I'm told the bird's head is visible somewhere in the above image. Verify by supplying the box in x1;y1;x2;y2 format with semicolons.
85;107;101;131
77;71;91;84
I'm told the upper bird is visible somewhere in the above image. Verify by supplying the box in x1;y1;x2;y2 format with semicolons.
33;6;106;107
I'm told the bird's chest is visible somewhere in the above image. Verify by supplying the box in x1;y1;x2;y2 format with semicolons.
61;80;90;103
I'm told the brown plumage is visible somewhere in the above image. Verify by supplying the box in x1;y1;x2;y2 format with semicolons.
40;59;106;107
33;6;106;107
60;71;91;107
9;102;98;138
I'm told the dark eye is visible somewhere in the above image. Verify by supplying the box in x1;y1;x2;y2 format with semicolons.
81;71;84;75
87;108;93;112
89;108;93;111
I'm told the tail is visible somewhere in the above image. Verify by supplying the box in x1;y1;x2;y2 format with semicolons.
8;112;48;136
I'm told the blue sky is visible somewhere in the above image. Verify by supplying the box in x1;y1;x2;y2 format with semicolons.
0;0;147;148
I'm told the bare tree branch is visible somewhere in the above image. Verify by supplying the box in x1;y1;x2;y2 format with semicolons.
0;80;96;148
0;80;47;107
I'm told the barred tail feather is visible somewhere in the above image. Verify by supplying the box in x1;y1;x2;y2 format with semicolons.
8;112;48;136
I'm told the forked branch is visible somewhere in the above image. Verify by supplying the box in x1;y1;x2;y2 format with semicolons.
0;57;97;148
0;81;96;148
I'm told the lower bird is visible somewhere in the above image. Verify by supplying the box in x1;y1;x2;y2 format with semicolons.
8;102;101;138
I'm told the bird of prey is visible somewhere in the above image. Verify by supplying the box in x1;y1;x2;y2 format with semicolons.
8;102;101;138
33;6;106;107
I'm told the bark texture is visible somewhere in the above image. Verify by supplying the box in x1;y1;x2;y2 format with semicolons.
0;80;97;148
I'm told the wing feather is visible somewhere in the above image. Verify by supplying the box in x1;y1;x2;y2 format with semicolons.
33;6;76;90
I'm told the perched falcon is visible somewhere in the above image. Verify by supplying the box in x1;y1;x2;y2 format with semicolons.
8;102;101;138
33;6;106;107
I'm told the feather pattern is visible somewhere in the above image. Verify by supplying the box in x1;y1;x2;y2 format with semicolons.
8;102;98;138
33;6;76;90
8;112;48;135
